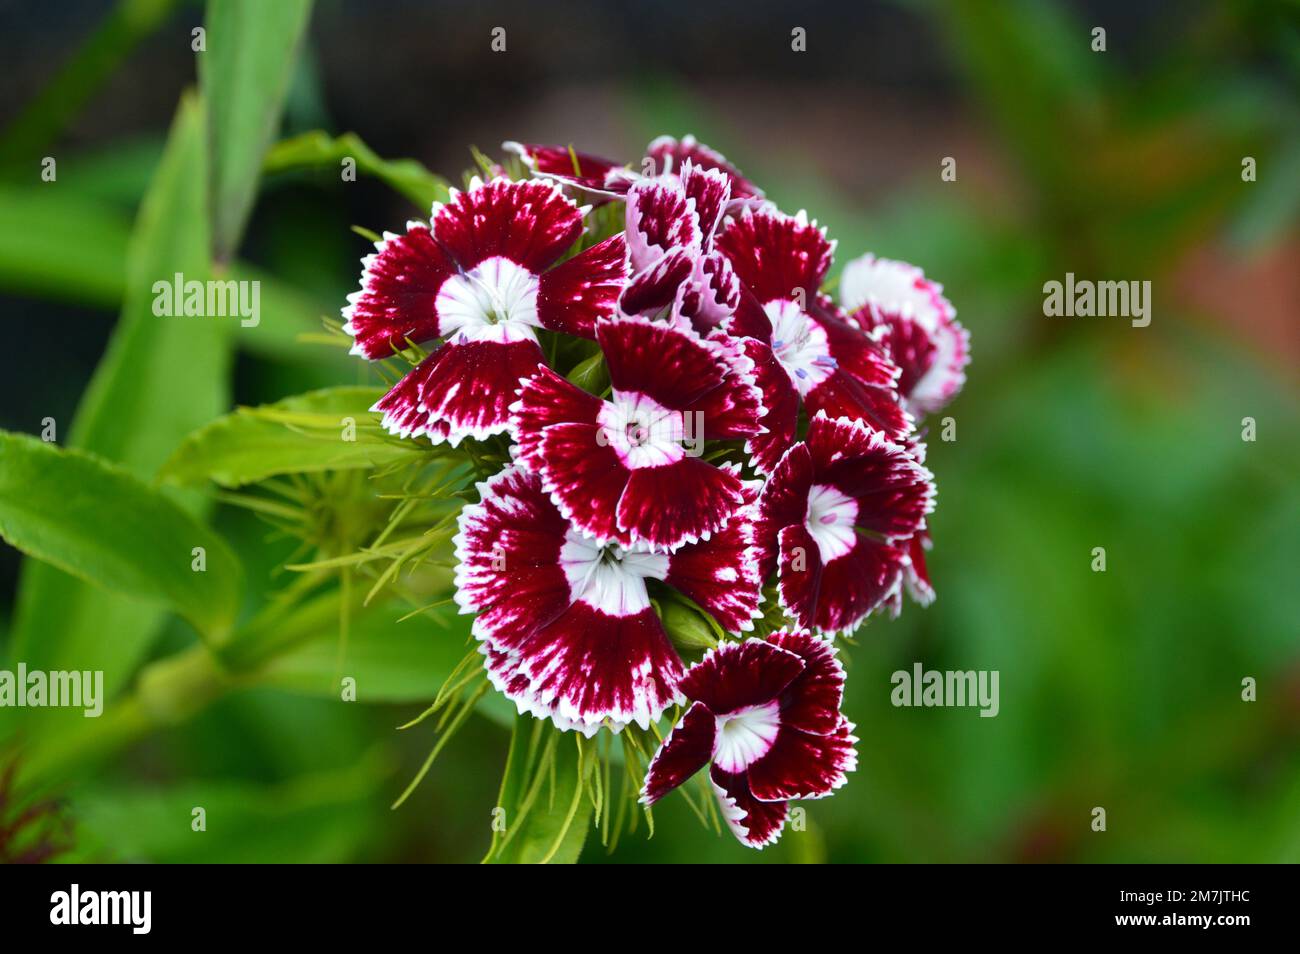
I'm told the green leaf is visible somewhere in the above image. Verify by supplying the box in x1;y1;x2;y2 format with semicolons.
160;386;423;488
263;130;451;210
566;352;609;395
67;756;385;862
0;186;335;366
200;0;314;260
0;185;130;307
255;597;514;721
486;721;590;864
0;432;241;643
10;91;227;700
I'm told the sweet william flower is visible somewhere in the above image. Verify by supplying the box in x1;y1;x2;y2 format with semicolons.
839;254;970;417
620;161;737;322
757;412;934;634
343;176;630;445
454;466;763;734
641;631;857;849
511;314;765;552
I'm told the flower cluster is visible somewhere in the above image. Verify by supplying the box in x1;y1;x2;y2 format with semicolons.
343;135;969;849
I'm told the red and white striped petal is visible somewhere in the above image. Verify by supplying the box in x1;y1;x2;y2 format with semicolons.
640;701;716;805
433;176;585;274
373;334;545;445
508;602;684;731
839;254;969;415
741;338;800;476
710;767;789;849
766;630;847;735
755;442;814;577
617;457;749;552
776;522;908;634
453;466;572;646
746;716;858;802
536;233;630;338
620;245;696;317
803;302;913;438
599;317;761;439
853;301;971;416
503;141;634;198
663;494;762;633
678;250;741;333
455;467;685;731
851;304;934;402
343;223;454;358
680;161;731;244
760;415;932;632
903;530;936;606
804;413;935;541
624;175;702;273
678;639;805;719
803;370;912;441
646;135;764;202
715;207;834;306
511;364;604;464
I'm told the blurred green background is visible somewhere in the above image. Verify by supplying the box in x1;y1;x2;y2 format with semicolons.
0;0;1296;863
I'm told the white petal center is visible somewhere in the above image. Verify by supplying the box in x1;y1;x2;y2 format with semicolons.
765;299;833;395
805;482;858;563
597;390;686;469
560;530;669;616
437;255;540;343
713;701;782;773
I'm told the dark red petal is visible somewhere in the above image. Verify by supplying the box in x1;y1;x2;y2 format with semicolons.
710;766;789;848
767;630;846;735
679;251;741;333
453;466;573;646
723;281;775;342
625;175;702;272
785;524;908;633
504;141;624;193
813;297;900;390
433;177;584;273
536;423;631;545
510;602;684;730
343;224;454;359
904;531;936;606
641;701;717;805
746;717;858;802
597;316;726;412
646;135;763;200
803;369;913;440
741;337;800;476
536;233;630;338
680;161;731;243
775;524;825;631
851;303;936;400
714;208;833;306
511;364;605;465
755;442;814;577
374;336;544;445
617;457;747;551
697;332;765;441
664;502;762;633
678;639;805;716
620;245;697;316
804;414;934;540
